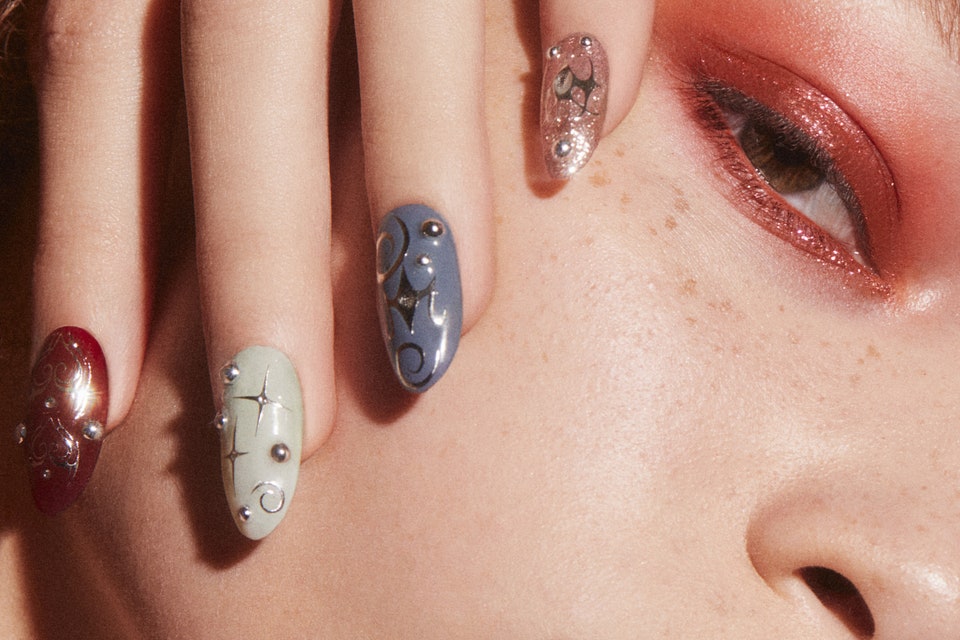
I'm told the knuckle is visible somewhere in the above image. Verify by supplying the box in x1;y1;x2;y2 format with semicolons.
36;0;150;71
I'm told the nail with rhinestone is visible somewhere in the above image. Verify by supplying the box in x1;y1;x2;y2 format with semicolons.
376;204;463;392
20;327;108;514
540;33;608;179
219;346;303;540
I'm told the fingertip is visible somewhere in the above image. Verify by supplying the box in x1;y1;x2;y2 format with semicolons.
19;326;114;514
539;0;656;176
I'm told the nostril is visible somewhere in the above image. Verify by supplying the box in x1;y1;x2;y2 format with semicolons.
798;567;875;638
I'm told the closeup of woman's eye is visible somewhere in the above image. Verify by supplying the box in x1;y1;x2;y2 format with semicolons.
727;102;869;268
685;65;898;288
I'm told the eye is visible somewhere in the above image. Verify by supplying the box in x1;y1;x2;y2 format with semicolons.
694;80;876;275
673;41;903;295
721;86;873;269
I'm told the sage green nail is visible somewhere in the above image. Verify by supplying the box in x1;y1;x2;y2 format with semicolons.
217;346;303;540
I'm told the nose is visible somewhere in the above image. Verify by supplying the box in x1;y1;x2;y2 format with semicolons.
747;467;960;639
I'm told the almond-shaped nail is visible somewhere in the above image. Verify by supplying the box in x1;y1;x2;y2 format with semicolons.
540;33;609;179
376;204;462;393
218;346;302;540
17;327;107;514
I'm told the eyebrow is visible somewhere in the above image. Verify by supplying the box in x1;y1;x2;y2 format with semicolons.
913;0;960;61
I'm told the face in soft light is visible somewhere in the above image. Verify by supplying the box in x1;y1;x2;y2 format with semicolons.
12;0;960;637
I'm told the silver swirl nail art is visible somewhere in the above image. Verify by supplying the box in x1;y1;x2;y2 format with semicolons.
540;33;609;179
376;205;462;392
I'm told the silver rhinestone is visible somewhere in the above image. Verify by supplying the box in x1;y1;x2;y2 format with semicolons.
81;421;104;441
416;254;431;266
44;397;56;409
14;423;26;446
42;469;52;480
271;443;290;463
214;410;229;432
238;506;252;522
221;363;240;385
580;36;592;48
554;139;572;158
548;45;560;59
421;220;444;237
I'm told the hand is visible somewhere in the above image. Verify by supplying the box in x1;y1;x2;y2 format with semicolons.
21;0;656;539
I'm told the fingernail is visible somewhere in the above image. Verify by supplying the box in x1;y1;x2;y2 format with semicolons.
540;33;609;179
17;327;107;515
217;346;303;540
376;204;463;392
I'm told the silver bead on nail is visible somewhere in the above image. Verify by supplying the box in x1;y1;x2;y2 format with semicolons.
221;362;240;384
416;254;432;266
580;36;592;48
548;45;560;59
238;506;252;522
44;397;56;409
214;410;229;431
14;423;26;446
421;220;444;237
554;139;572;158
82;421;104;441
270;443;290;463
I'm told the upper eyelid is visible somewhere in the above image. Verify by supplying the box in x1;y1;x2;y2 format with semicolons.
701;82;874;262
679;76;888;290
671;42;902;281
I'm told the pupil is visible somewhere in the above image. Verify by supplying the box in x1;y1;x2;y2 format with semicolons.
738;121;824;194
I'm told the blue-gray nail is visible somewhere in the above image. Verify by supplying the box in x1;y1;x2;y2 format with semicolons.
376;204;462;393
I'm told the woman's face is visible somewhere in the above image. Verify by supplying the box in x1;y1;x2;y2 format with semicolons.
8;0;960;636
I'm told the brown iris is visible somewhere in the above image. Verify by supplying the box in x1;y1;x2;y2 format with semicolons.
737;120;824;194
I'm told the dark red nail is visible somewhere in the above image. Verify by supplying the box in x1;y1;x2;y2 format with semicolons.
18;327;108;514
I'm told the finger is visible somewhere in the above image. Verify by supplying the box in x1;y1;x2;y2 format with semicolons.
24;0;180;514
181;0;338;539
354;0;495;393
539;0;656;178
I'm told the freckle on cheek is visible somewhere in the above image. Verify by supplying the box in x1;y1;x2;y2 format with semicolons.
589;171;611;187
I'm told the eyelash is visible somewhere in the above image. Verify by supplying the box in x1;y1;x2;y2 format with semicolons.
685;77;888;292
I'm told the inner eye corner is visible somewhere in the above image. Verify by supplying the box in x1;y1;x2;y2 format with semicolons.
797;566;876;638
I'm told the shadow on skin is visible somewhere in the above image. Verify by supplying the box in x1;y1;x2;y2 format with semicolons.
511;0;567;198
329;5;418;425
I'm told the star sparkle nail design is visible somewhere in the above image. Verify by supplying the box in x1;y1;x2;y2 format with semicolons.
540;33;609;179
235;366;288;435
218;347;302;540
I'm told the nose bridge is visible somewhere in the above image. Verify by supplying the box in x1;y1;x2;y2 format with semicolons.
747;466;960;639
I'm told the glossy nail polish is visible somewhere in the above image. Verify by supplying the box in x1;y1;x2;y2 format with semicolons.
540;33;609;179
218;346;302;540
376;204;462;392
17;327;107;514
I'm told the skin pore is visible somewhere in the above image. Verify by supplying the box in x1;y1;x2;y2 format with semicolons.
1;0;960;637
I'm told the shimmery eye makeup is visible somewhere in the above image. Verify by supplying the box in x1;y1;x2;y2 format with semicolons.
678;45;901;293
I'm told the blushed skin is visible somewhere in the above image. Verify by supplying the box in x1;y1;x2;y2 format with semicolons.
2;0;960;637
